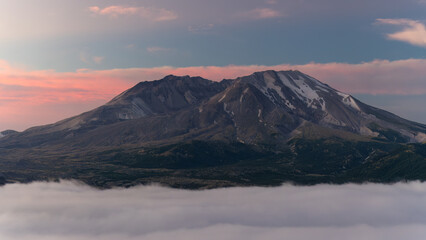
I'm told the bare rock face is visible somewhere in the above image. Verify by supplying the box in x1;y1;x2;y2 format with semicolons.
1;70;425;149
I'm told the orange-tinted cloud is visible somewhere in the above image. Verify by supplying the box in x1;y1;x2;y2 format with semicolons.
1;58;426;130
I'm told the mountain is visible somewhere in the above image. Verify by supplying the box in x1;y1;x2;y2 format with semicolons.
0;70;425;188
0;130;17;139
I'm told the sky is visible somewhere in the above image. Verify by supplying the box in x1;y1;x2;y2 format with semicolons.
1;181;426;239
1;0;426;130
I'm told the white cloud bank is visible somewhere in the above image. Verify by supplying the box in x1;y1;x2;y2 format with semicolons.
377;18;426;47
1;181;426;240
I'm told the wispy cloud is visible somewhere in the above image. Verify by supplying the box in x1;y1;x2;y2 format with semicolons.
92;56;104;64
1;181;426;240
376;18;426;47
89;6;139;17
89;5;178;22
146;47;173;53
79;52;104;65
188;24;215;33
240;8;283;20
126;44;136;49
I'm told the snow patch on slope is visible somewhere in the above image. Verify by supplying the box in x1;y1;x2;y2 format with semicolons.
253;73;297;110
218;93;227;102
285;100;296;110
223;103;234;117
277;72;326;110
240;88;250;103
263;73;286;100
258;109;263;123
337;92;361;112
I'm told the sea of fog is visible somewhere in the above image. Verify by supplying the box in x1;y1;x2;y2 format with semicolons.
1;181;426;240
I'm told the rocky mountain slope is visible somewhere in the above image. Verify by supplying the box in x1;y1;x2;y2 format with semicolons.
0;130;17;139
0;70;425;188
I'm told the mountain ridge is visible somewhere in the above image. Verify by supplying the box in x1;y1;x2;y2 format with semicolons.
0;70;425;188
4;70;425;146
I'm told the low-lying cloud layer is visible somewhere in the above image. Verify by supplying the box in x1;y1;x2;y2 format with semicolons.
1;181;426;240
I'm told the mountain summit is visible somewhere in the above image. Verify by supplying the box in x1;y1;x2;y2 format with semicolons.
0;70;425;188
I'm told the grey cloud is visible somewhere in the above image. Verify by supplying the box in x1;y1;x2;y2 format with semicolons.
0;181;426;239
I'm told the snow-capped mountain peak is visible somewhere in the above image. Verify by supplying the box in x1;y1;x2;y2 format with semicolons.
6;70;425;148
231;70;425;142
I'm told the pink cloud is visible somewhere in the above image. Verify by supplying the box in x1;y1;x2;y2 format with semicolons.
89;5;177;21
376;18;426;47
91;6;139;17
1;59;426;130
92;56;104;64
240;8;283;20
